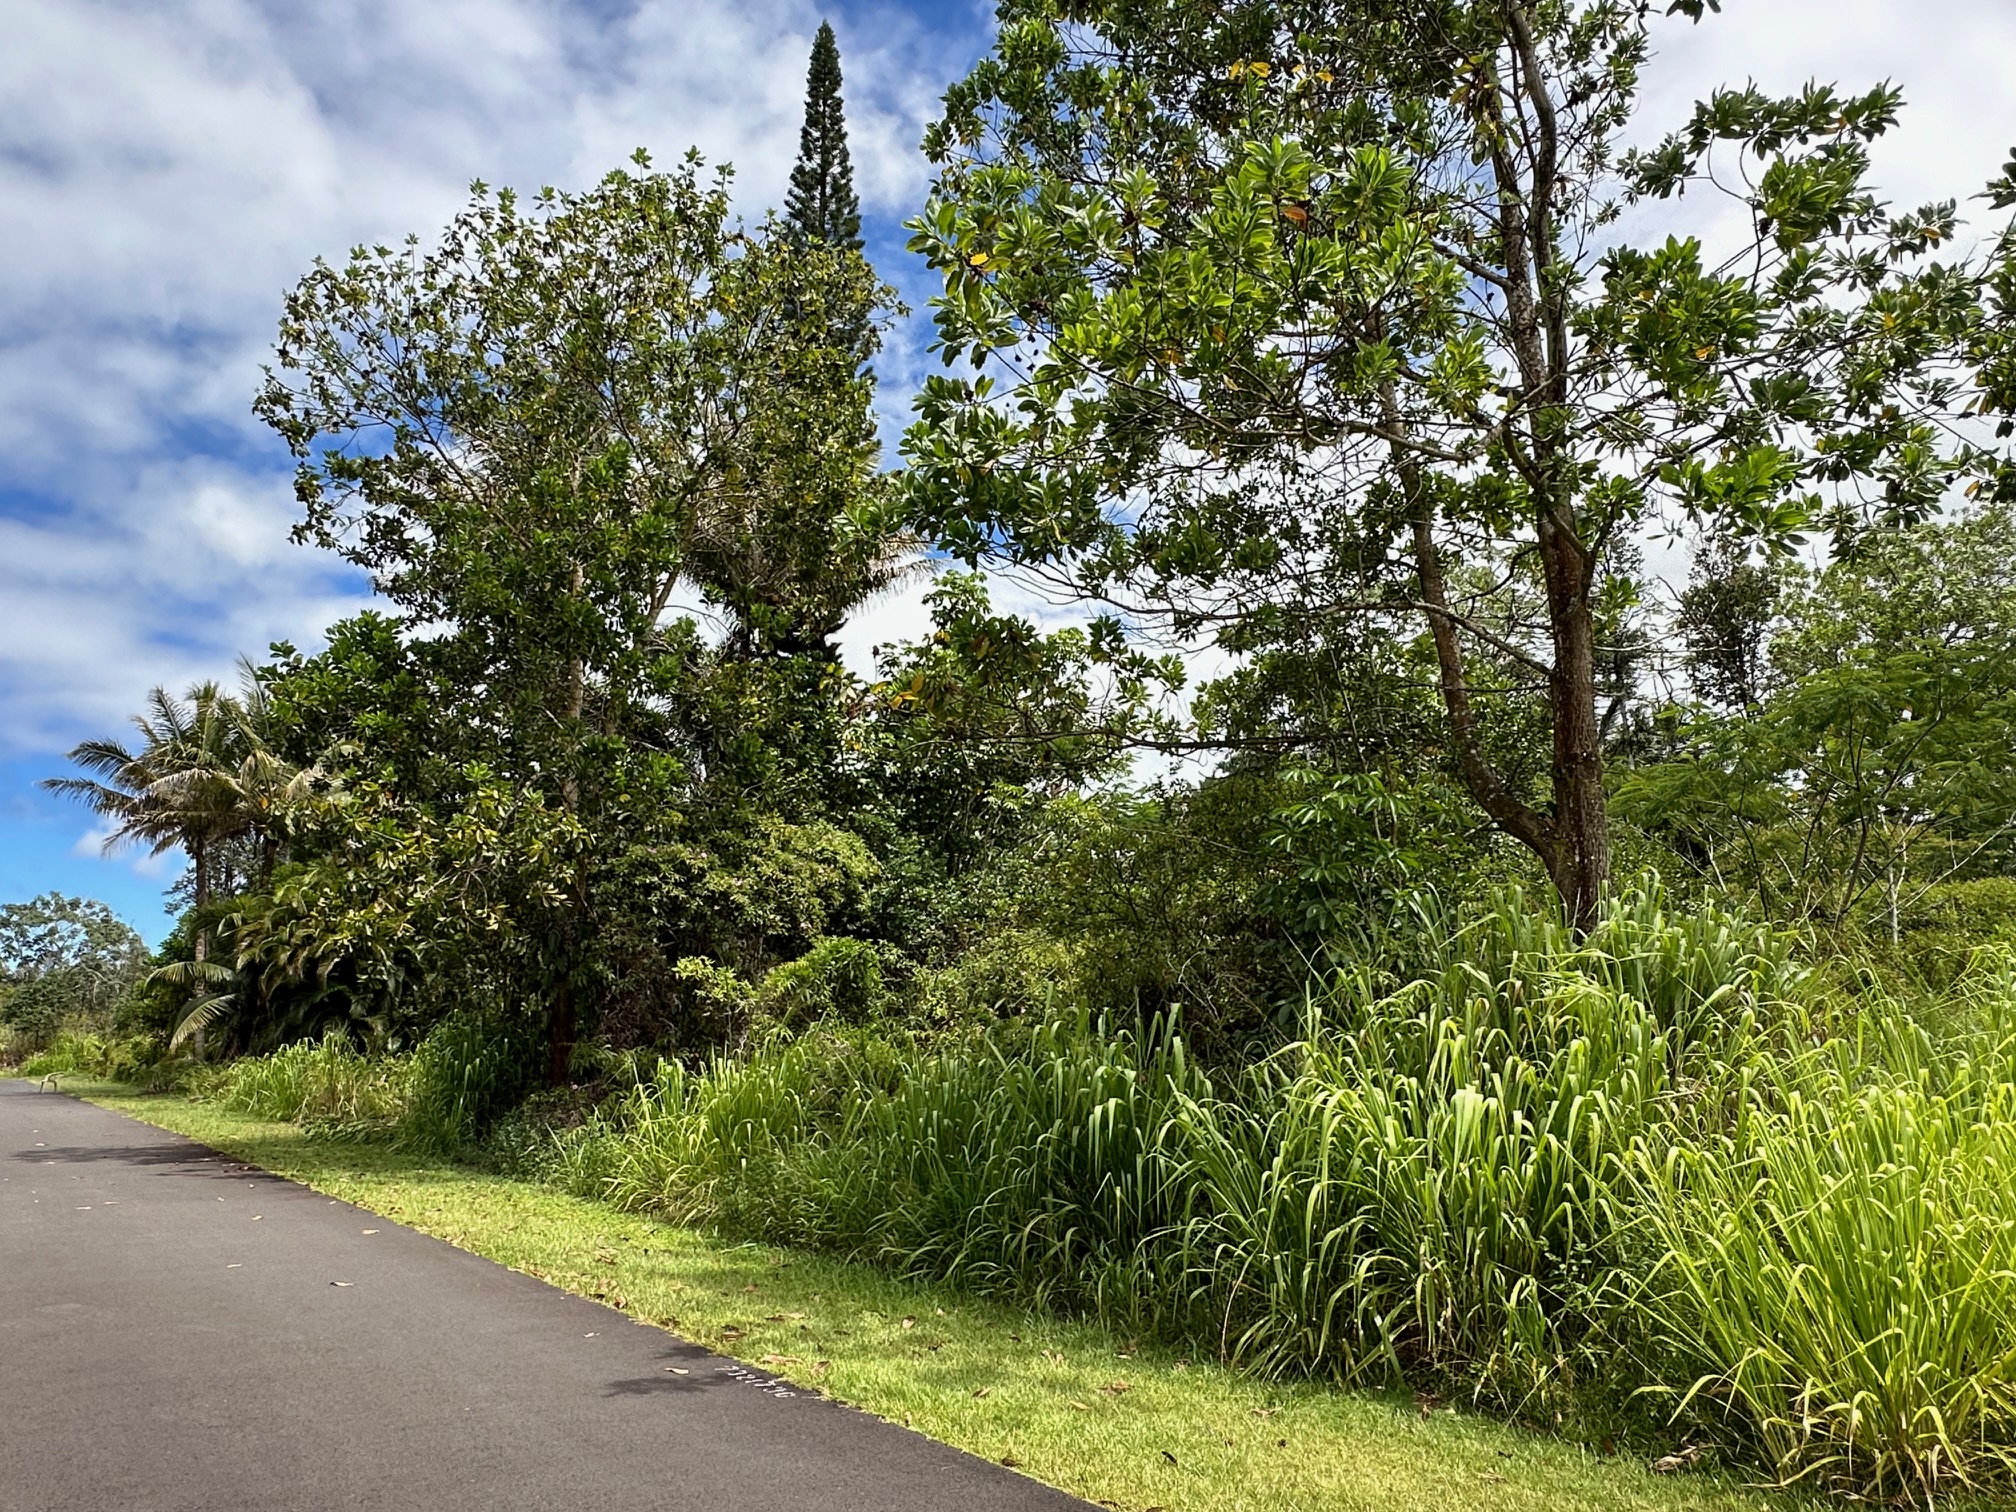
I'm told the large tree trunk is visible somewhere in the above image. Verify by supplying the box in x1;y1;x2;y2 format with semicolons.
549;561;587;1087
1462;0;1610;930
1539;518;1609;932
547;973;575;1088
1392;386;1605;926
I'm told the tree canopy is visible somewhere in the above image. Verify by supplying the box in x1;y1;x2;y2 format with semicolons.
0;894;148;1042
32;3;2016;1064
900;0;2016;924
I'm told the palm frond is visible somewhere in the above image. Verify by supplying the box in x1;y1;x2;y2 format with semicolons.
147;957;237;990
58;737;145;782
169;992;238;1049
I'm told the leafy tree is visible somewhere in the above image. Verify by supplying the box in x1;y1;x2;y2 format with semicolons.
900;0;2016;926
784;21;863;252
167;774;585;1051
849;571;1178;880
264;613;462;801
254;154;900;1074
0;894;148;1042
1677;533;1783;712
1620;502;2016;928
259;156;897;798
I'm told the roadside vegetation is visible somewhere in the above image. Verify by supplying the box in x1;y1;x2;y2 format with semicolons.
69;1082;1814;1512
12;2;2016;1506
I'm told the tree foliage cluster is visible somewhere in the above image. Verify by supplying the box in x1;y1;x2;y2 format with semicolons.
1627;501;2016;968
0;895;149;1048
901;0;2016;932
33;6;2016;1069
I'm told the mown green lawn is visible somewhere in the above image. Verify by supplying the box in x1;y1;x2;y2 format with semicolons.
64;1082;1810;1512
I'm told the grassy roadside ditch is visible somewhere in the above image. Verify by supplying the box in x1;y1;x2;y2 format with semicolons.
54;1081;1808;1512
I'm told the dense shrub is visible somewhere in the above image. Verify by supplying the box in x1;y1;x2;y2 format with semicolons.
752;936;892;1031
206;1031;409;1126
1857;877;2016;995
193;1012;542;1150
398;1011;544;1152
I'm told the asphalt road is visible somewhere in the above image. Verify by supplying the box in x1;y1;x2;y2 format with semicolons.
0;1079;1092;1512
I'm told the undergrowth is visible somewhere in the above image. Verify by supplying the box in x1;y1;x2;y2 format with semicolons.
195;1009;540;1152
168;882;2016;1502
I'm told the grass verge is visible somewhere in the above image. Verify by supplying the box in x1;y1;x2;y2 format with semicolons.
64;1080;1802;1512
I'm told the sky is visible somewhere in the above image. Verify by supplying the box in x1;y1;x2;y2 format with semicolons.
2;0;2013;942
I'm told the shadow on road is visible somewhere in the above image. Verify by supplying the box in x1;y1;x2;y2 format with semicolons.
9;1143;266;1178
603;1374;717;1398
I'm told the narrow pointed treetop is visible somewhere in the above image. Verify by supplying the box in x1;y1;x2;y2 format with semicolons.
784;20;862;250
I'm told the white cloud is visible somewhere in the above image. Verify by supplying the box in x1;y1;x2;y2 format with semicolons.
0;0;978;762
0;451;364;748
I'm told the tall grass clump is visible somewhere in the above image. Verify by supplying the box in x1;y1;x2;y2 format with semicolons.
570;884;1817;1403
191;1012;541;1149
584;1019;1206;1329
396;1011;543;1153
206;1029;409;1127
15;1029;170;1085
1161;885;1804;1401
1628;961;2016;1500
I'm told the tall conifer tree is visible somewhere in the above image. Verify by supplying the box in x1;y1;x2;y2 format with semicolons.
784;21;862;250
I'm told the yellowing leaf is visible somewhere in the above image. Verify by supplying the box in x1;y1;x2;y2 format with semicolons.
967;250;991;269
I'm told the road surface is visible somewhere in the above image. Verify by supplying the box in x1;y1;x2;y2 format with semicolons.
0;1078;1091;1512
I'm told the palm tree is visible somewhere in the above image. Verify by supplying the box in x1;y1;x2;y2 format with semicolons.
44;662;317;938
46;665;326;1053
46;682;232;915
